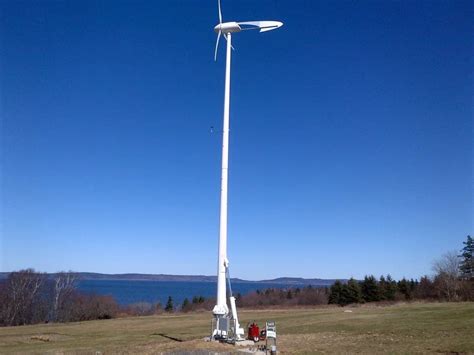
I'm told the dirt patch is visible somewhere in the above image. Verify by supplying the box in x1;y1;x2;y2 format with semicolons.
0;333;73;346
29;333;73;343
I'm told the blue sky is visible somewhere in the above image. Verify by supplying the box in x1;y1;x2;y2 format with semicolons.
1;0;472;280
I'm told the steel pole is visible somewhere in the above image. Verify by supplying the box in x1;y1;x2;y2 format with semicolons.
214;32;232;316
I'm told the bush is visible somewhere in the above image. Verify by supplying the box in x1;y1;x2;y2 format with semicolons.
64;293;119;321
123;302;159;316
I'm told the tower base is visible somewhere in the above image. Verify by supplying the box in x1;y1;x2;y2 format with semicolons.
211;314;241;343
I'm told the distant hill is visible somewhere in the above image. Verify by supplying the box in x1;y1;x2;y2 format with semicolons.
258;277;339;286
0;272;341;286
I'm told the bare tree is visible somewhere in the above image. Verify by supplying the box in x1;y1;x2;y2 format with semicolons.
0;270;123;326
432;251;461;301
125;302;155;316
1;269;47;326
52;272;77;322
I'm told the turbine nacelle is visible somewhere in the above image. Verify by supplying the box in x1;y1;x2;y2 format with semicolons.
214;21;283;34
214;22;241;34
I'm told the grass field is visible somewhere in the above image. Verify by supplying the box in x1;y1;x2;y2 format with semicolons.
0;302;473;354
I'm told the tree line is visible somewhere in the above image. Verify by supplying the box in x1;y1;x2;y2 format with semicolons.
1;235;472;326
328;235;473;305
0;270;120;326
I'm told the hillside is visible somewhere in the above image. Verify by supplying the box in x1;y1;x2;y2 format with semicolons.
0;272;340;285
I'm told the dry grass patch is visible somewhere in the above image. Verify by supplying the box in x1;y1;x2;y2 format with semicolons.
0;302;472;353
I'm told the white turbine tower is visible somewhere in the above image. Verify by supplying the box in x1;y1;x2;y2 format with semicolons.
211;0;283;341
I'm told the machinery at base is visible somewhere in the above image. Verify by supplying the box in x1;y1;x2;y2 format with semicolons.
247;321;277;354
265;321;277;354
248;322;260;342
211;267;245;342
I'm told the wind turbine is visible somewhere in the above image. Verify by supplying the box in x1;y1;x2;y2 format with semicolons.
211;0;283;342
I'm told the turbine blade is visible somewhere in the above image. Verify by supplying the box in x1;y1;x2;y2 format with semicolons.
218;0;222;24
237;21;283;32
260;26;279;33
214;31;221;61
223;33;235;51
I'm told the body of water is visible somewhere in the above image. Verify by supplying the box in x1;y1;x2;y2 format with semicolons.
77;280;305;306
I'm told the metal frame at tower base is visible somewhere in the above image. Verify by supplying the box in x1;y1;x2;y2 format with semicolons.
211;317;239;343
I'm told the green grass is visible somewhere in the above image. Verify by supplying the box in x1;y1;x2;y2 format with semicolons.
0;302;473;353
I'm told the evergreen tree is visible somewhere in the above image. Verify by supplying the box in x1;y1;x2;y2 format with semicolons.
328;280;343;305
339;284;351;305
361;275;380;302
344;278;362;304
409;279;417;294
165;296;174;312
384;275;397;300
181;298;190;311
459;235;474;280
397;278;412;300
378;276;388;301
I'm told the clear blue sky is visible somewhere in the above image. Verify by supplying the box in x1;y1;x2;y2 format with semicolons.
1;0;472;280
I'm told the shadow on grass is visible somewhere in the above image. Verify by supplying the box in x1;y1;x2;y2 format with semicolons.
151;333;183;342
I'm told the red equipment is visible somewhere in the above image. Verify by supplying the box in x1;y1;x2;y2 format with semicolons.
248;322;260;342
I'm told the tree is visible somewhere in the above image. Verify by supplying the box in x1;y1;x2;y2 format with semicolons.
344;278;362;304
378;276;388;301
361;275;380;302
337;285;350;306
126;302;154;316
383;275;397;301
433;251;460;277
459;235;473;280
328;281;343;305
432;251;461;301
329;279;362;306
415;276;436;299
52;272;77;322
0;269;47;326
165;296;174;312
296;287;328;305
397;278;412;300
181;298;190;312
